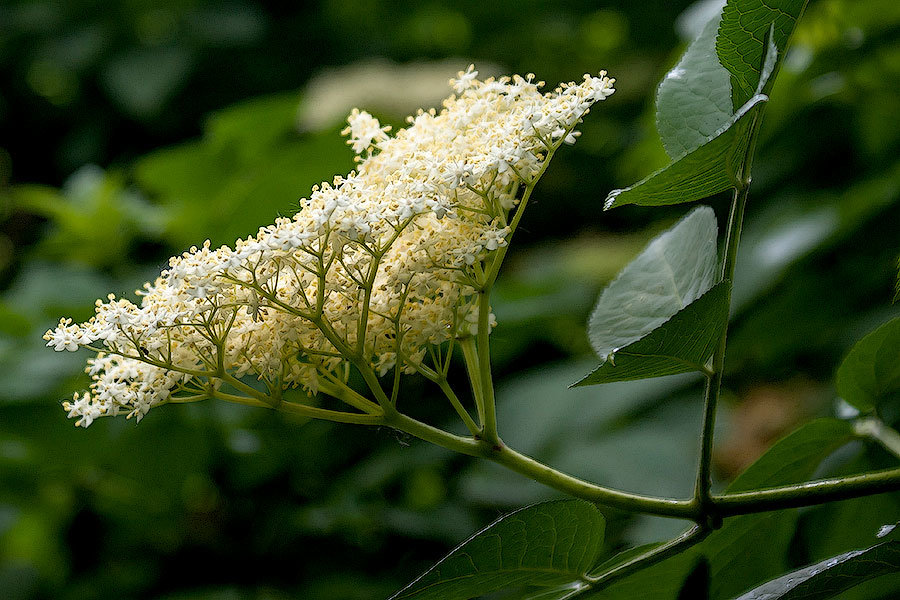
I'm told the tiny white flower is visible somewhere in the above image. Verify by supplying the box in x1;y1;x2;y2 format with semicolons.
451;64;479;94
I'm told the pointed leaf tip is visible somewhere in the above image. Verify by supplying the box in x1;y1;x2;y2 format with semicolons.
605;93;767;210
603;189;622;210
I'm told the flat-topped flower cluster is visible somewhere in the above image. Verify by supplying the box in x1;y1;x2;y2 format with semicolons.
45;66;615;427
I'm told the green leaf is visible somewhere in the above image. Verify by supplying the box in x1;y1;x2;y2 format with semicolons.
608;0;799;211
605;94;766;209
836;317;900;413
589;542;661;578
736;531;900;600
575;282;728;385
585;419;855;599
724;419;854;492
583;546;694;600
716;0;807;110
391;500;605;600
799;447;900;564
586;206;719;362
656;9;734;158
894;255;900;303
517;583;595;600
608;0;791;211
677;558;711;600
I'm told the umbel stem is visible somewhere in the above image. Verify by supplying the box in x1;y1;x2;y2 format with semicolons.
172;119;900;526
227;387;900;521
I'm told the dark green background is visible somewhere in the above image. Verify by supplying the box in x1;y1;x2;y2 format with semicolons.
0;0;898;598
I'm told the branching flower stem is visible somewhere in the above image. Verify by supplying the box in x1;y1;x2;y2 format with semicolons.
208;389;383;425
381;410;697;517
473;136;569;445
154;355;900;520
435;377;481;436
130;338;900;522
356;402;900;520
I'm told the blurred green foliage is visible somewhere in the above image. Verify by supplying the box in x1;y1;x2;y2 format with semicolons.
0;0;898;598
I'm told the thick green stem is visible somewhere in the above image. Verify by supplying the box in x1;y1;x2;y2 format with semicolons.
713;466;900;516
491;444;699;518
385;410;484;456
384;407;900;519
467;144;568;444
463;135;578;446
384;410;700;518
203;377;900;519
696;374;720;511
721;185;749;288
695;183;749;511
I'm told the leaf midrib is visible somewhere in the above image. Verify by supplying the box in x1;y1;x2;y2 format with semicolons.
399;566;590;596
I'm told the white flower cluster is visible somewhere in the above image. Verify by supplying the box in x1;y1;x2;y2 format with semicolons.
45;65;615;427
